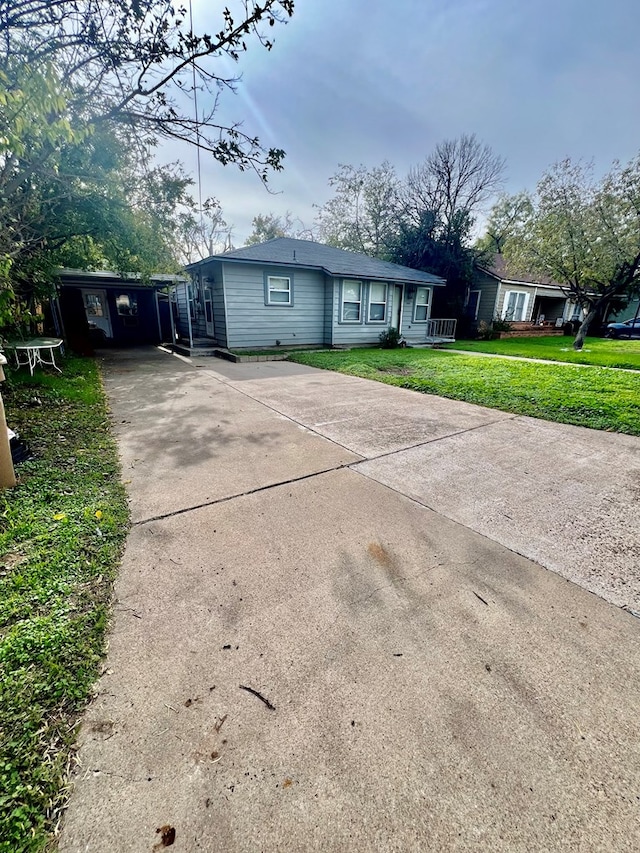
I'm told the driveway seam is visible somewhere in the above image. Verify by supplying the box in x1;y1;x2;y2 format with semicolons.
197;367;366;458
133;461;354;526
200;364;518;461
352;414;518;463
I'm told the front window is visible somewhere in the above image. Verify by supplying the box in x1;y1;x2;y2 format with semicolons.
414;287;430;322
341;281;362;322
267;276;291;304
368;282;388;322
503;290;527;321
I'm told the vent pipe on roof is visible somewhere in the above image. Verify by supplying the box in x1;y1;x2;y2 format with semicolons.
293;250;296;261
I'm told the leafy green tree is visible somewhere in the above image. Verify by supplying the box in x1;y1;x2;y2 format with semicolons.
315;162;399;257
245;211;313;245
2;0;294;179
177;199;233;264
0;1;294;328
476;192;532;254
503;157;640;349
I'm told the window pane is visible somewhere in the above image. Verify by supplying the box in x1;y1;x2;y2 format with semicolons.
343;282;361;301
370;283;386;303
343;302;361;321
416;288;429;306
415;305;428;321
369;303;385;321
268;276;290;304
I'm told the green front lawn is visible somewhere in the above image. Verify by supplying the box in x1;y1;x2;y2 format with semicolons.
442;335;640;370
0;357;129;853
288;348;640;435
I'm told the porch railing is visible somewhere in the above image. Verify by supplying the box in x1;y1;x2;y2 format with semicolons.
425;318;457;343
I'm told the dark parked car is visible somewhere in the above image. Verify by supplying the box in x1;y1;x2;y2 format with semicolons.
606;318;640;339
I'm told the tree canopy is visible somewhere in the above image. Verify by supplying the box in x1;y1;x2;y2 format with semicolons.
497;156;640;348
313;138;505;322
245;211;312;245
315;162;399;258
0;0;295;330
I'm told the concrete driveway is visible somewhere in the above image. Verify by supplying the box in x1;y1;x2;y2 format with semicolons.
59;348;640;853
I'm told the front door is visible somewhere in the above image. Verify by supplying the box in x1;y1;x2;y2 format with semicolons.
392;285;403;331
204;287;215;337
82;289;112;339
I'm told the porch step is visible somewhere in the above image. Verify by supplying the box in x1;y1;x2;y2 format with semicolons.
170;343;219;358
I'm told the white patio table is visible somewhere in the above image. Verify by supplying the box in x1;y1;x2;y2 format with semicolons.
5;338;64;375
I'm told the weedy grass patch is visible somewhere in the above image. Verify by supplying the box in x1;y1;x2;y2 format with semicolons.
442;335;640;370
289;348;640;435
0;356;129;853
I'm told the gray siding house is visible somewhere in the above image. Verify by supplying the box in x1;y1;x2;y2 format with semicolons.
469;255;582;327
174;238;448;350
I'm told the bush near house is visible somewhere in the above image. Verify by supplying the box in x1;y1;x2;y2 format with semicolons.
0;357;129;853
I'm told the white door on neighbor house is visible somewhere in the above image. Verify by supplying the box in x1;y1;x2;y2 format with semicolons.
392;284;403;330
204;287;215;337
82;289;112;338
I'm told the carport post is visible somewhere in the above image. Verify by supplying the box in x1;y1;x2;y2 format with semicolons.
169;288;176;343
154;290;162;344
186;283;194;349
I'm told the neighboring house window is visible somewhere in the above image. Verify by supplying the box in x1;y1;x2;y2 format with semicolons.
503;290;528;321
115;293;137;316
267;276;291;305
413;287;430;322
341;281;363;322
368;282;388;322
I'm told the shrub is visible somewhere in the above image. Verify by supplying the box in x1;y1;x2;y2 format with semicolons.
379;327;402;348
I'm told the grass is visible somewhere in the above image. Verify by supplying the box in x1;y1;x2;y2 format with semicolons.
0;356;129;853
442;335;640;370
288;348;640;435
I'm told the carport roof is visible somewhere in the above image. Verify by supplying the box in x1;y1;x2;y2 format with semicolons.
188;238;446;286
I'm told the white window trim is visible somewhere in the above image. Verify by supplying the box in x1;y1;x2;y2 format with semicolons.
341;280;363;323
267;275;291;305
413;286;431;323
502;290;529;322
367;282;388;323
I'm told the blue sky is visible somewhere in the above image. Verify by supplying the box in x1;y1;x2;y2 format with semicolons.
174;0;640;244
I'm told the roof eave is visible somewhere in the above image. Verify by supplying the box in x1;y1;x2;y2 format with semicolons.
189;255;445;285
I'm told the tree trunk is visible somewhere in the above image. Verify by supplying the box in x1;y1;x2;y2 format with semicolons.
573;307;598;350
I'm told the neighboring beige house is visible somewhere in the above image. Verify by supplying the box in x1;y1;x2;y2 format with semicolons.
469;255;582;327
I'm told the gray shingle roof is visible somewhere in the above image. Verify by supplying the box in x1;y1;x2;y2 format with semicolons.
191;238;445;286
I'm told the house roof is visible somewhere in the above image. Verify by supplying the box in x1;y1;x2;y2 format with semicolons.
477;254;564;289
188;238;446;286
